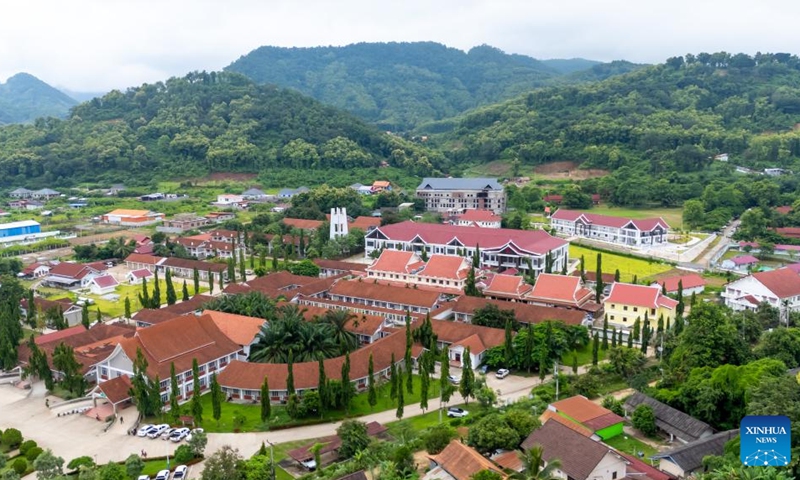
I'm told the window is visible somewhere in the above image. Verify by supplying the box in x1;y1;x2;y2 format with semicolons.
610;315;615;320
623;306;628;311
612;472;618;479
623;317;627;322
633;307;638;312
651;308;656;315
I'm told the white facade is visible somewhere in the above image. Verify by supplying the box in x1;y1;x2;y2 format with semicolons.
723;275;800;312
330;207;349;239
549;451;626;480
551;212;669;247
216;194;244;205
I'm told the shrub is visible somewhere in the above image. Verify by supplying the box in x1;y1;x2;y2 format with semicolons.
632;404;657;436
449;418;462;427
423;424;456;454
12;457;27;475
2;428;22;449
26;447;44;462
174;445;194;464
18;440;37;456
67;456;95;471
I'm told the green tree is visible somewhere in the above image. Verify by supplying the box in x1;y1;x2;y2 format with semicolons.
193;267;200;295
682;199;705;229
595;253;604;303
367;353;377;410
200;445;242;480
337;420;369;457
210;373;223;424
96;462;127;480
390;353;398;400
52;343;85;395
420;362;430;412
423;424;456;454
317;357;328;416
208;270;214;294
467;414;520;453
81;302;90;330
165;268;177;305
260;376;271;422
169;362;181;423
509;446;562;480
602;315;609;350
187;429;208;457
465;265;481;297
191;358;203;423
152;269;161;307
182;280;190;302
504;319;514;365
591;333;599;366
124;454;144;480
440;346;453;403
239;248;247;282
124;297;131;319
460;347;476;403
471;471;504;480
396;377;405;419
340;351;353;413
32;449;63;480
632;404;657;436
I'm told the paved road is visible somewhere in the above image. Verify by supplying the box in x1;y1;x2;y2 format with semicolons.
696;220;739;268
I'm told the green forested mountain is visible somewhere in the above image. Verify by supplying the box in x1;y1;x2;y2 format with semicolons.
0;73;77;125
428;52;800;208
226;42;624;130
540;58;602;74
0;71;444;187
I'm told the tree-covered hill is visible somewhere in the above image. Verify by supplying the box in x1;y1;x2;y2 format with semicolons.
427;52;800;207
0;71;445;187
540;58;602;74
0;73;77;125
226;42;629;131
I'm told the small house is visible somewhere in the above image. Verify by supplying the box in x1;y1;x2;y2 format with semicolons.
126;269;154;285
89;275;119;295
721;255;759;272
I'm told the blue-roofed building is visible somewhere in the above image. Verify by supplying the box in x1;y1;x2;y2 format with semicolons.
0;220;41;238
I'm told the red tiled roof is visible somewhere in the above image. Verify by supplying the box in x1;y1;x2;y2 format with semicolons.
133;244;154;255
202;310;265;346
540;411;594;437
528;274;592;306
23;324;135;374
33;325;85;346
162;257;227;272
129;269;153;279
48;262;93;280
522;421;612;480
456;209;500;222
657;274;705;293
279;303;385;337
492;450;523;472
282;218;324;230
606;283;677;310
451;296;586;326
124;254;165;265
454;334;486;354
729;255;758;265
313;259;368;272
373;181;391;188
329;280;441;309
551;209;669;230
118;314;241;378
22;263;48;275
132;295;213;325
367;250;422;274
430;441;506;480
483;274;532;298
776;227;800;239
92;275;119;288
418;255;468;280
350;216;381;231
620;453;675;480
431;319;505;351
371;221;568;255
176;237;208;248
98;375;132;404
551;395;623;427
775;206;793;215
787;263;800;274
750;268;800;299
218;330;414;391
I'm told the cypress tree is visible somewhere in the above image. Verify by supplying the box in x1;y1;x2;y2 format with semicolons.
259;249;266;268
218;268;224;290
140;276;150;308
193;267;200;295
420;362;429;412
341;352;352;414
95;307;102;323
367;353;377;411
227;258;235;284
165;269;176;306
152;269;161;307
25;289;36;327
633;318;641;342
690;291;697;306
579;255;586;282
260;376;271;421
182;280;190;302
666;318;671;330
389;353;398;400
614;269;620;282
504;319;514;365
657;315;664;335
287;353;295;397
272;252;278;271
464;265;481;297
124;297;131;319
440;346;452;403
208;270;214;294
572;353;578;374
459;347;475;404
405;315;413;395
396;377;404;419
617;328;623;346
81;303;90;330
602;315;609;350
169;362;181;422
591;333;599;366
611;326;617;348
239;249;247;282
317;357;328;415
632;274;638;284
627;329;634;348
299;230;306;258
191;359;203;423
641;323;650;354
662;283;667;295
560;256;567;275
210;373;222;424
595;253;604;303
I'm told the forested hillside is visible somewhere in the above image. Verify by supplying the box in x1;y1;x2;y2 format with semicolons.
0;71;444;187
428;52;800;210
0;73;77;125
226;42;636;130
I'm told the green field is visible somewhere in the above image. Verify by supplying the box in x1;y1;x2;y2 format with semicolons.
570;245;672;283
603;433;660;457
584;206;684;230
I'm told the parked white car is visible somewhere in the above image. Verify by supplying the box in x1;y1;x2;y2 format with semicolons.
172;465;188;479
447;407;469;418
185;428;204;442
495;368;510;379
160;428;176;440
170;428;190;442
136;424;155;437
148;424;170;439
137;476;150;480
154;470;170;480
447;375;461;385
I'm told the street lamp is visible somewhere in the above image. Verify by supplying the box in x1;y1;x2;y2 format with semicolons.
265;439;276;480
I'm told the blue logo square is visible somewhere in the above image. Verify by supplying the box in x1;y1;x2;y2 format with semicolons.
740;415;791;467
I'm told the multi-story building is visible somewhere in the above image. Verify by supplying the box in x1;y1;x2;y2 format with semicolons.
604;283;678;329
366;250;471;291
722;267;800;313
157;214;210;234
416;178;506;214
365;221;569;277
327;280;443;316
101;209;165;226
550;209;669;247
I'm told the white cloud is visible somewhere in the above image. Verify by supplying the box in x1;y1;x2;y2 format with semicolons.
1;0;799;91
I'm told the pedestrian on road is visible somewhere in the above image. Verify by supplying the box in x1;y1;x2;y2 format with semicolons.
120;416;123;424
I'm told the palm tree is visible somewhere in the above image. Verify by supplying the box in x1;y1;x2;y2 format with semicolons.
318;309;358;353
510;446;561;480
249;305;338;363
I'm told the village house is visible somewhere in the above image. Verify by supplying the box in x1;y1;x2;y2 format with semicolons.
209;229;241;244
287;424;388;471
722;267;800;313
42;262;106;289
101;209;165;226
521;420;627;480
416;177;506;214
452;209;502;228
94;314;244;404
123;254;228;282
604;283;678;330
282;217;324;231
371;181;392;193
19;262;51;279
365;221;569;277
720;254;759;272
424;441;506;480
88;275;119;295
123;253;165;273
20;297;83;327
9;188;33;198
205;212;236;223
431;319;505;368
651;430;739;478
652;274;706;295
624;392;715;444
157;213;210;234
126;269;153;285
217;330;417;403
215;194;244;205
242;188;268;200
546;395;625;440
449;295;587;326
278;187;309;198
550;209;669;248
327;280;443;317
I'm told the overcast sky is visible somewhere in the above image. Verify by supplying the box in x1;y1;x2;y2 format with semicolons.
2;0;799;92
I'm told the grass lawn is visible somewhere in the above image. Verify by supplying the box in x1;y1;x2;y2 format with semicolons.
385;402;471;438
570;245;672;283
159;375;439;433
562;343;608;366
141;458;173;477
604;433;659;457
586;206;684;230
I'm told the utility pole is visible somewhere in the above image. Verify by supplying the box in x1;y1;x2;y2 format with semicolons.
265;439;276;480
554;360;559;401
